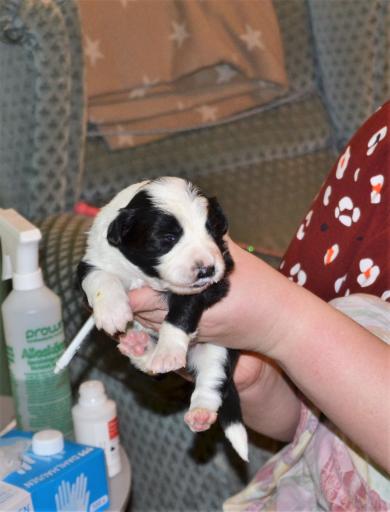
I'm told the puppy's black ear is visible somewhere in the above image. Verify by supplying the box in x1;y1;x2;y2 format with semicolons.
207;196;228;237
107;208;135;247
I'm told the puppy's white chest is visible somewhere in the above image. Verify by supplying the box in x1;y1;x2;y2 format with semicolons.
128;277;147;291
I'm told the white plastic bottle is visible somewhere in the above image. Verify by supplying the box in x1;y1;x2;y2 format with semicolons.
0;209;73;437
72;380;122;477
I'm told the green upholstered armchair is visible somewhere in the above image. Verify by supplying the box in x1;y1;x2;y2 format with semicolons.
0;1;388;510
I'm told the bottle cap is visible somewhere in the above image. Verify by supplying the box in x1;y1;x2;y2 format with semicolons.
0;208;45;290
32;429;64;456
79;380;107;407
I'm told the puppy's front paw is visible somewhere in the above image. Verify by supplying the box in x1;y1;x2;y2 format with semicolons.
93;290;132;336
118;330;152;357
118;329;156;373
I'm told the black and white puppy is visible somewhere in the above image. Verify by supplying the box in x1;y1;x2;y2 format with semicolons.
77;177;248;461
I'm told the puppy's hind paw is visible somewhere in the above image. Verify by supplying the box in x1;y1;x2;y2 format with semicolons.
146;346;187;374
184;408;218;432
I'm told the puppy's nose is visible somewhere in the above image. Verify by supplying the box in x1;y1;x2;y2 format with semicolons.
197;265;215;279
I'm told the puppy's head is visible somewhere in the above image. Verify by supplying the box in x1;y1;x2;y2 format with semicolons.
107;177;229;294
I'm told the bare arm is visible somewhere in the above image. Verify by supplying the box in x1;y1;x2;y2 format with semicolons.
234;353;301;442
129;239;390;471
268;282;390;472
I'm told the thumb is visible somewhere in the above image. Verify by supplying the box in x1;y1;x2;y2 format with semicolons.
128;287;166;313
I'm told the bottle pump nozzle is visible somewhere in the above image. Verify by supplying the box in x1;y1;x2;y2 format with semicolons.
0;209;44;291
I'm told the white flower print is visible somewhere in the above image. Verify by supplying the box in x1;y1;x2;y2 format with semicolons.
334;274;347;294
354;168;360;182
323;185;332;206
288;263;307;286
335;146;351;179
296;210;313;240
324;244;340;265
370;174;384;204
357;258;380;288
366;126;387;156
381;290;390;302
334;196;361;227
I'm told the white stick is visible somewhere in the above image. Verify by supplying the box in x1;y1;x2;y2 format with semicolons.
54;315;95;374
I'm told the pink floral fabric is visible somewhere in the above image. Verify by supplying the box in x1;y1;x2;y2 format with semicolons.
224;295;390;512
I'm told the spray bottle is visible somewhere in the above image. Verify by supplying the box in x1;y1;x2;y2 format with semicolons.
0;209;73;437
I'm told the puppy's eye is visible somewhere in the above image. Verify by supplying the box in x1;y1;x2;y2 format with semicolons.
162;233;177;243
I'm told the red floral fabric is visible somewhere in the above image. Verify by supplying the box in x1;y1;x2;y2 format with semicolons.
280;102;389;303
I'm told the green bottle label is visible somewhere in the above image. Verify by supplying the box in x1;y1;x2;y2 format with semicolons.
8;320;73;438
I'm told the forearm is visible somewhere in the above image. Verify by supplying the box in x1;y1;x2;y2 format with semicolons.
236;356;301;442
269;284;390;471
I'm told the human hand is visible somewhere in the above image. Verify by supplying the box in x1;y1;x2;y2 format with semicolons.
128;238;285;357
127;239;302;440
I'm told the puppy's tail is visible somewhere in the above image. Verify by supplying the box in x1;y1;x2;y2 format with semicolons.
219;351;249;462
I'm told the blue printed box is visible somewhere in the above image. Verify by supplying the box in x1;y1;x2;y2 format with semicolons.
0;430;109;512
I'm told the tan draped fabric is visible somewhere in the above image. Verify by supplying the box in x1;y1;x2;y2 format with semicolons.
78;0;288;149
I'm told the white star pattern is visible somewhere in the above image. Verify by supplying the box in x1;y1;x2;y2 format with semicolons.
85;36;104;67
129;88;146;99
116;126;135;147
169;21;190;48
119;0;137;6
240;25;265;51
142;75;159;87
129;75;159;99
215;64;237;84
197;105;218;123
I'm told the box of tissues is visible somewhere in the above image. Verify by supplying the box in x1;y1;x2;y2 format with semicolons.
0;429;109;512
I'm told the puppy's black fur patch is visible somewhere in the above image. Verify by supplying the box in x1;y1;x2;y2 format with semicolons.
107;190;183;278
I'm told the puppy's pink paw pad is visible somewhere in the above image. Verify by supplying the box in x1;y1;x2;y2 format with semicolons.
184;408;218;432
118;331;150;357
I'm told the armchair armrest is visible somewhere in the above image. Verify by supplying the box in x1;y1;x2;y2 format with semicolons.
0;0;85;220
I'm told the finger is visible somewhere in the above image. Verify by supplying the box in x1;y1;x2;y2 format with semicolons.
128;287;166;313
135;310;167;325
133;316;161;332
233;352;266;392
